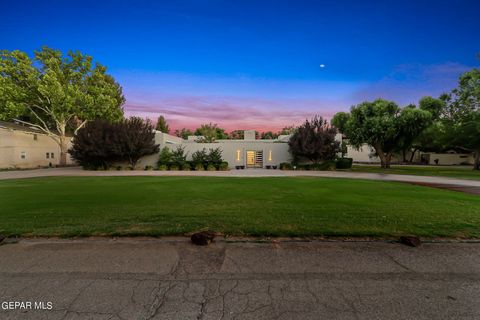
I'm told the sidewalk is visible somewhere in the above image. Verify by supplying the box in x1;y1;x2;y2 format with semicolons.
2;166;480;188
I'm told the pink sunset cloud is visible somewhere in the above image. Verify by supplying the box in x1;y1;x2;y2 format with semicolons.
116;62;473;132
124;95;343;132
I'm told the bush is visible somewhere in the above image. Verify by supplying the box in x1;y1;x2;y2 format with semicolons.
314;160;336;170
158;164;168;171
288;116;339;164
336;157;353;169
219;161;229;171
280;162;292;170
144;165;154;171
195;163;205;171
69;118;160;170
171;146;187;166
181;163;191;171
192;149;208;163
158;147;172;167
206;164;217;171
169;164;179;171
207;147;223;165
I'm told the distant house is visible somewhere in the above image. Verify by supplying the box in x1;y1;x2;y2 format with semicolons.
0;121;74;169
343;141;474;166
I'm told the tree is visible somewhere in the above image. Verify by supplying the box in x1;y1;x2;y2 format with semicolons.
68;120;121;169
0;47;125;165
442;69;480;169
260;131;278;139
174;128;193;139
404;97;446;162
155;115;170;133
332;99;432;168
69;117;158;170
194;123;227;142
229;130;244;139
288;116;340;164
279;126;296;135
120;117;159;169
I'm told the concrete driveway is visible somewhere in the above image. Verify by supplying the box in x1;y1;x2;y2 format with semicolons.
1;166;480;188
0;238;479;319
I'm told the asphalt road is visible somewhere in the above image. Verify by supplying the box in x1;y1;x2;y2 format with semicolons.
0;238;479;319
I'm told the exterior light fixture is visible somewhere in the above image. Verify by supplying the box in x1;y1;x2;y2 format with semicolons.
236;150;241;161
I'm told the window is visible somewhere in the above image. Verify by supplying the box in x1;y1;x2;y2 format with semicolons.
236;150;241;161
50;153;54;159
33;134;38;141
46;153;50;159
20;152;26;159
268;150;272;161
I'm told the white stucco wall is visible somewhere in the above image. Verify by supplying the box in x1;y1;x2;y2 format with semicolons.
136;132;292;169
420;152;474;165
346;144;380;163
0;128;74;169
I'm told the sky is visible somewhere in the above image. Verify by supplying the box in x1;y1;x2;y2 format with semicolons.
1;0;479;132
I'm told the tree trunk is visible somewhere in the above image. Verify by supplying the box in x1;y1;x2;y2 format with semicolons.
373;144;388;169
58;123;68;167
474;151;480;170
385;153;392;168
402;149;407;163
409;148;417;163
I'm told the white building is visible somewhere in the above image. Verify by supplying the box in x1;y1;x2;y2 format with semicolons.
137;130;293;169
0;121;74;169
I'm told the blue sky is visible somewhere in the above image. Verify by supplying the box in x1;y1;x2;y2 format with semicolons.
1;0;479;130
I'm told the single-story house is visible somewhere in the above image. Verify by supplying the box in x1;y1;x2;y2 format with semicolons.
0;121;74;169
1;121;474;169
137;130;295;169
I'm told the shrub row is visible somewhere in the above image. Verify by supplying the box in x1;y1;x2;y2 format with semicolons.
155;161;229;171
157;146;228;171
279;158;353;171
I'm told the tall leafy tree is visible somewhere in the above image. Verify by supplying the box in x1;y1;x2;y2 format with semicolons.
0;47;124;165
194;123;227;142
395;97;445;162
155;115;170;133
332;99;431;168
442;68;480;169
279;126;296;135
288;116;339;164
229;130;244;139
174;128;194;139
260;131;278;139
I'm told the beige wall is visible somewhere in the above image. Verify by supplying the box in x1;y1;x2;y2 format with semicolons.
0;128;74;169
346;144;380;163
420;152;474;165
136;132;292;169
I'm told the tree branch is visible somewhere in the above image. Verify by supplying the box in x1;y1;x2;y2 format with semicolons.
12;119;60;144
74;120;88;135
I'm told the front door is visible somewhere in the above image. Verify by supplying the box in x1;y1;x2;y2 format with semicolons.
246;151;263;168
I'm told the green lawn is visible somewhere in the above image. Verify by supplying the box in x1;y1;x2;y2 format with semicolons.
346;165;480;180
0;176;479;238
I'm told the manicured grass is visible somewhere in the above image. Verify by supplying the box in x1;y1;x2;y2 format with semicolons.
347;165;480;180
0;176;479;238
